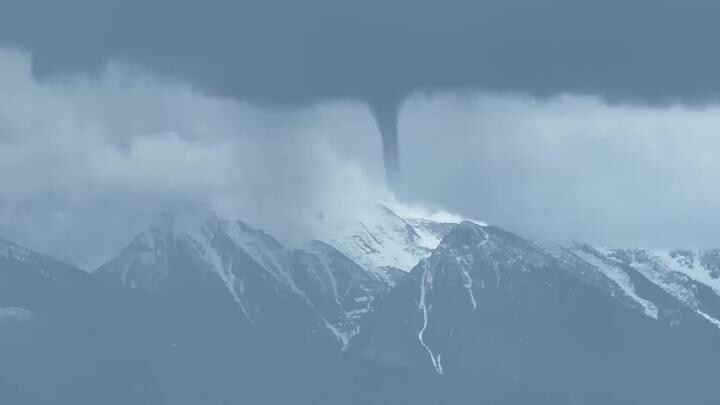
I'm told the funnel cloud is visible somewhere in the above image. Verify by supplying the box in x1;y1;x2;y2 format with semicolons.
369;97;401;184
2;0;720;181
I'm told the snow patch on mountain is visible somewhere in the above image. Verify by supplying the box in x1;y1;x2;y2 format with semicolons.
571;246;720;329
298;240;394;348
0;237;76;283
224;221;293;287
184;230;256;322
97;205;408;348
417;262;443;375
1;238;44;266
653;250;720;295
697;311;720;329
312;204;459;276
569;246;659;319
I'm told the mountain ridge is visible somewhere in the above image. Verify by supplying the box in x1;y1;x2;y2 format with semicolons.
3;205;720;404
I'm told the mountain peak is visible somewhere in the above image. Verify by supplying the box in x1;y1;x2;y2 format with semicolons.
311;204;457;274
0;236;55;267
157;204;220;238
0;237;29;260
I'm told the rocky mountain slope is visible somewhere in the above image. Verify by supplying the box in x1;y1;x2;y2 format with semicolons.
2;206;720;404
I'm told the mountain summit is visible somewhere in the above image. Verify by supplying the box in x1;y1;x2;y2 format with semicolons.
2;205;720;404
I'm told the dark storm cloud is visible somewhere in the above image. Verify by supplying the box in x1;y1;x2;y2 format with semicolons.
2;0;719;104
2;0;720;177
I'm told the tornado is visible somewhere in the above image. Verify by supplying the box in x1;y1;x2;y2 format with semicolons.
369;98;401;188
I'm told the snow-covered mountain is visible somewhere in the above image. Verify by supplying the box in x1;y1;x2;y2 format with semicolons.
4;205;720;404
311;204;455;275
1;237;65;270
352;221;720;404
1;225;352;405
95;205;411;348
564;244;720;327
0;237;169;405
0;236;91;305
83;204;720;350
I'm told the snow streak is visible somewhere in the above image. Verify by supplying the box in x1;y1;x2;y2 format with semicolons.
418;264;443;375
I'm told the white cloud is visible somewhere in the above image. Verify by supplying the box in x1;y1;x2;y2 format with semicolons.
4;47;720;270
0;49;388;268
399;93;720;249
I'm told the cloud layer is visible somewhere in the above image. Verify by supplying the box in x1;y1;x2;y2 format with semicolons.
3;49;720;270
399;93;720;248
2;0;720;106
4;0;718;183
0;49;387;268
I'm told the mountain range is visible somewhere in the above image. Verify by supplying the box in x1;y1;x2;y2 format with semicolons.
2;204;720;404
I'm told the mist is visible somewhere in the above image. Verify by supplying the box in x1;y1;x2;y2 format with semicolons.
3;48;720;269
0;49;389;268
399;93;720;249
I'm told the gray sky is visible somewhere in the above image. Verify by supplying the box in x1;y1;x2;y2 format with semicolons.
1;2;720;267
2;0;720;175
2;0;720;105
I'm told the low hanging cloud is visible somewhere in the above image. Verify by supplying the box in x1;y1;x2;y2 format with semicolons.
0;49;388;268
398;94;720;249
3;48;720;270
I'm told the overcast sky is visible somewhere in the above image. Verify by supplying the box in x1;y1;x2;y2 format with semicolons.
2;1;720;268
3;0;720;104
